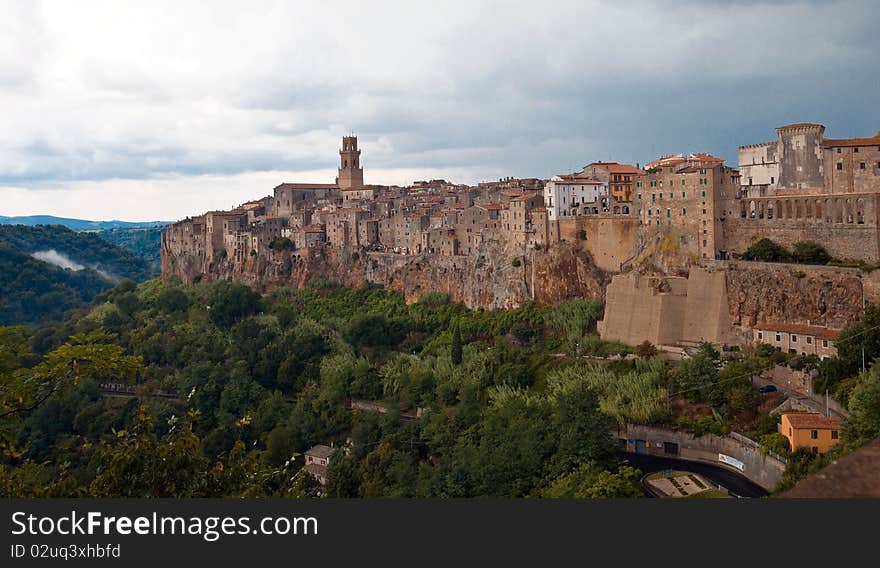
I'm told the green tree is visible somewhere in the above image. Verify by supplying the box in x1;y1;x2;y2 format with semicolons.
843;365;880;446
451;322;463;366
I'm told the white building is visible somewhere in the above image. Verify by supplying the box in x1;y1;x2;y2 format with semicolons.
543;174;609;220
738;142;779;197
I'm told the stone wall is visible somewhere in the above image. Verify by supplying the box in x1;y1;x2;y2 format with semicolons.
721;193;880;262
598;268;738;347
600;262;866;347
556;216;639;272
619;424;786;491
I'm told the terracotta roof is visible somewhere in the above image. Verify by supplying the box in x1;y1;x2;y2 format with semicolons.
783;413;841;430
275;182;337;190
753;322;841;341
480;204;503;210
822;134;880;148
587;162;644;175
305;444;333;459
510;193;540;202
554;176;604;185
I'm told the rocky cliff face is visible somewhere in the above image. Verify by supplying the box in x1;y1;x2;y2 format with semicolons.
722;262;864;329
162;236;609;309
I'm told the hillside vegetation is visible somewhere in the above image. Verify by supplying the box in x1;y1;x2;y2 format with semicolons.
0;225;153;326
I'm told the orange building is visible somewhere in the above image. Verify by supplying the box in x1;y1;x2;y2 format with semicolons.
780;413;841;454
581;162;644;202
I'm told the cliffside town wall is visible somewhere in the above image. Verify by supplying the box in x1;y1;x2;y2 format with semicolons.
163;123;880;348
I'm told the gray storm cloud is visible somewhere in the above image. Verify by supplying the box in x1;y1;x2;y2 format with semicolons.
0;0;878;221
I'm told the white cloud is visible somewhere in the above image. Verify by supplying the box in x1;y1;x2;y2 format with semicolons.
0;0;877;220
31;249;85;271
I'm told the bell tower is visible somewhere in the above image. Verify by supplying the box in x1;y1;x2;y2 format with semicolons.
337;135;364;189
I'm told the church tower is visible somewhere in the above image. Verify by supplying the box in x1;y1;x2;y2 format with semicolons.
337;135;364;189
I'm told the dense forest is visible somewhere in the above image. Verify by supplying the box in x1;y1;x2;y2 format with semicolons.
97;227;163;277
1;277;879;498
0;225;154;326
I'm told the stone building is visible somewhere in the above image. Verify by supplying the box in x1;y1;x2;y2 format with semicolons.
337;135;364;190
752;322;840;359
637;162;740;259
823;133;880;194
581;161;643;202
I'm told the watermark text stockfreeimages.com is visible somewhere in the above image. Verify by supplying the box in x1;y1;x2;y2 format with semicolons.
10;511;318;542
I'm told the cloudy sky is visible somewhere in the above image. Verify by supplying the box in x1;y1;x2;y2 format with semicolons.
2;0;878;221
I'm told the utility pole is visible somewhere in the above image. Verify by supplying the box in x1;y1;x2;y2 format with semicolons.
862;282;867;374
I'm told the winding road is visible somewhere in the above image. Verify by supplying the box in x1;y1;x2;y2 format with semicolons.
617;451;769;498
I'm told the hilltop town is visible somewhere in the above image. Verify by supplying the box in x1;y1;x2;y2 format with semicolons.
162;124;880;355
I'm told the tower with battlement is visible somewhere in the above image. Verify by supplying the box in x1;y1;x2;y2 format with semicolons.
337;135;364;189
775;123;825;193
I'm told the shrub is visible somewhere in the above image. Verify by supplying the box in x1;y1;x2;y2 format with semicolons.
269;237;295;251
511;258;522;267
743;238;791;262
792;241;830;265
635;340;658;359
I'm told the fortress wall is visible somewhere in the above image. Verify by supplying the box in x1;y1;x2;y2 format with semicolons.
599;273;680;346
722;193;880;262
683;268;737;344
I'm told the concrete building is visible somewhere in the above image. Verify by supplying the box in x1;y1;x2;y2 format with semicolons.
543;173;609;220
304;444;333;486
780;413;841;454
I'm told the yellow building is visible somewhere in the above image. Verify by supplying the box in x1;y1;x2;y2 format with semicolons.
780;413;841;454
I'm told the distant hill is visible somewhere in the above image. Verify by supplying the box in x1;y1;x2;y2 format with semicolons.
0;225;155;326
96;227;164;277
0;215;169;231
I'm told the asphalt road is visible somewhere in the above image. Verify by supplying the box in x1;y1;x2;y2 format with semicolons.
617;451;769;498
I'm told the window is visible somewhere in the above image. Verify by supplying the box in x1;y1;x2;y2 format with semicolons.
854;147;860;153
811;430;818;439
837;148;842;154
832;430;839;439
792;335;798;343
771;176;775;184
806;336;812;344
682;208;686;215
666;208;671;218
637;193;642;200
860;162;866;170
823;339;829;348
682;191;686;198
811;446;818;454
775;333;781;342
837;162;843;171
701;191;706;198
758;331;763;339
